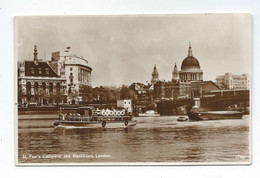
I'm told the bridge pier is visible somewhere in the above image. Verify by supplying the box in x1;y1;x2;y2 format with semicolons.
192;98;200;109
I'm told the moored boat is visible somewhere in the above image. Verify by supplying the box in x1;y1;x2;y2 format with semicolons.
187;110;244;121
138;110;160;117
177;116;189;122
54;106;136;128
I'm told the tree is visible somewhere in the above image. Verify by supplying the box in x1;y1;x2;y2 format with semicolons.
81;85;92;105
120;85;137;101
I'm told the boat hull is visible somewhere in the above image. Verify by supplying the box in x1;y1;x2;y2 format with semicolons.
187;111;244;121
54;120;137;128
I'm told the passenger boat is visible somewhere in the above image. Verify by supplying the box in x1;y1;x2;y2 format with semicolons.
138;110;160;117
187;110;244;122
54;106;137;128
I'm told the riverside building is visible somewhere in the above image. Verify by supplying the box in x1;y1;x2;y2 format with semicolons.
50;49;92;104
17;45;67;106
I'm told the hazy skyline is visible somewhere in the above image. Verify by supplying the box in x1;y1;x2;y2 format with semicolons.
15;14;251;87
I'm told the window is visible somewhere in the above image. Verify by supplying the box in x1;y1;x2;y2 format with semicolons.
38;68;42;74
30;68;35;74
45;68;49;74
70;67;73;71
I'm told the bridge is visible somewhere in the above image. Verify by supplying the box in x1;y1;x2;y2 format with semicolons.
156;89;250;115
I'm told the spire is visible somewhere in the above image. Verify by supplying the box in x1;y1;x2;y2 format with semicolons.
174;62;177;69
188;42;193;57
153;64;157;72
151;64;159;83
33;45;38;61
152;64;158;75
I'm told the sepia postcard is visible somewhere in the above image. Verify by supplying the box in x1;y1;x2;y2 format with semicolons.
15;14;251;165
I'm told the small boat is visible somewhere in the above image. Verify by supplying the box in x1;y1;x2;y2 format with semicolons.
54;106;137;128
177;116;189;122
138;110;160;117
187;110;244;122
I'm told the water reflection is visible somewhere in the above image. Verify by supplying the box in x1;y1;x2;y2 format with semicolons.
18;116;250;163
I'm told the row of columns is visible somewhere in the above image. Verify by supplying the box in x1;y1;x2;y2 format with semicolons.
20;82;66;105
25;82;65;96
79;69;90;83
181;73;202;81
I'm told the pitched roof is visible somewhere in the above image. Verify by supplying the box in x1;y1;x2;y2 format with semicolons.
191;81;220;90
24;61;59;77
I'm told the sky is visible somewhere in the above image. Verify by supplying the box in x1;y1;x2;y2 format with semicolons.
15;14;251;87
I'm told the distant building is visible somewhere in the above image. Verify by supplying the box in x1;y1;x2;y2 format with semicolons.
50;50;92;104
151;64;159;83
17;45;67;106
179;43;203;82
153;81;220;101
216;73;250;89
153;81;191;101
130;82;153;102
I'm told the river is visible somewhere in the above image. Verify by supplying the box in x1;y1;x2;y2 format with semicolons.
17;115;250;164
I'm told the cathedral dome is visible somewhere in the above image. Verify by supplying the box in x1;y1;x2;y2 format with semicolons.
181;42;201;71
181;56;200;70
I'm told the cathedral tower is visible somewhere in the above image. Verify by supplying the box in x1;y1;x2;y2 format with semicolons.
151;64;159;83
172;63;179;82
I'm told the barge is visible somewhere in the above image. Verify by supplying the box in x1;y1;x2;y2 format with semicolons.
187;110;244;121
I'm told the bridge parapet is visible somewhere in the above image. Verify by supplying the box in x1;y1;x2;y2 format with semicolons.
202;89;249;98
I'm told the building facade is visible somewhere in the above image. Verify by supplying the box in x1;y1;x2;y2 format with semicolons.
153;81;191;101
216;73;250;89
179;43;203;82
17;45;67;106
50;51;92;104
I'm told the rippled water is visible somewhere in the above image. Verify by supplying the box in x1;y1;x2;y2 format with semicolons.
18;115;250;164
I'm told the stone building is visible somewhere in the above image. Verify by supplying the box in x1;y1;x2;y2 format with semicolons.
50;50;92;104
216;73;250;89
153;81;191;101
17;45;67;106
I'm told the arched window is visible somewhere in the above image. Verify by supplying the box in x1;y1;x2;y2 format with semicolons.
41;82;46;94
49;83;53;95
26;82;31;102
56;83;60;95
34;82;39;95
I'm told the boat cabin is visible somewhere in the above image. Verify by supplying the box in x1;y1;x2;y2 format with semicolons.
78;107;93;117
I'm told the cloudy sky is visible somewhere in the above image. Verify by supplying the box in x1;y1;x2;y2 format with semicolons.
15;14;251;87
